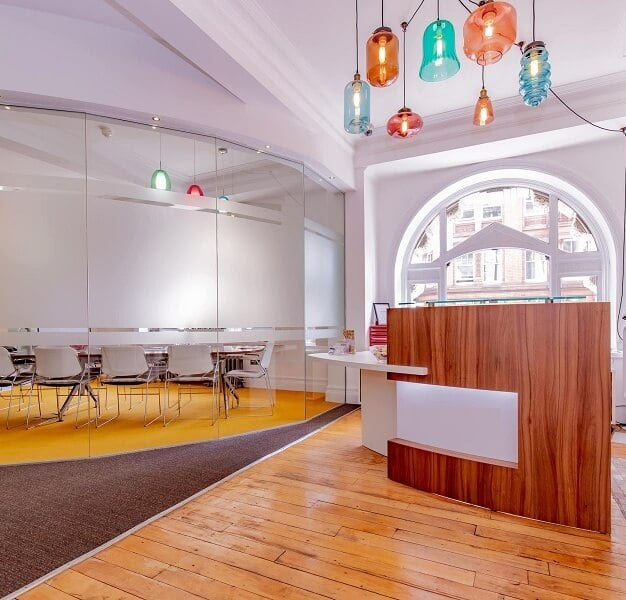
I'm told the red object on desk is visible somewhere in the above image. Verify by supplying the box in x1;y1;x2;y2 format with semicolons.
369;325;387;345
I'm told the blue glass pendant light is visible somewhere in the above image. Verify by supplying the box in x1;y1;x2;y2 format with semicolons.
519;41;551;106
344;0;371;134
419;1;460;82
519;0;551;107
150;131;171;191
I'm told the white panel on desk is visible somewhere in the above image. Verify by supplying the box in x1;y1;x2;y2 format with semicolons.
396;383;518;465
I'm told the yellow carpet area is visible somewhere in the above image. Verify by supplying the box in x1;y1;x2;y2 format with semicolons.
0;383;338;464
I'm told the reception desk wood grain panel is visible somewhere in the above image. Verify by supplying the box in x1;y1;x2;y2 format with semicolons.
387;303;611;533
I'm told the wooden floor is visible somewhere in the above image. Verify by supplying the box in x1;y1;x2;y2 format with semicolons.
18;411;626;600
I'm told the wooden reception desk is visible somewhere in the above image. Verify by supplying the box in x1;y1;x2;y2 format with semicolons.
387;302;611;533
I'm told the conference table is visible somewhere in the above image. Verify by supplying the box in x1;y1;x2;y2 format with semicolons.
9;344;266;422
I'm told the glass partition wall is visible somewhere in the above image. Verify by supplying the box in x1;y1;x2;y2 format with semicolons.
0;106;345;464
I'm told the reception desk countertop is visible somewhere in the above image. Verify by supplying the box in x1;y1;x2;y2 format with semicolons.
309;351;428;376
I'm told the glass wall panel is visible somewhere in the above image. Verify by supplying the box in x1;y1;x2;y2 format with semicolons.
0;106;346;464
216;142;306;434
304;170;345;418
0;108;90;462
85;118;219;454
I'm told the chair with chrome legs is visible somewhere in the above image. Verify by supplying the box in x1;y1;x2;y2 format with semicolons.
165;344;218;426
1;347;35;428
100;345;162;426
30;346;103;428
223;342;274;416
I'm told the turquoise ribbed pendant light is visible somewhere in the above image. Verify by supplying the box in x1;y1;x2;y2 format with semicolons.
518;0;551;107
344;0;371;134
519;41;551;106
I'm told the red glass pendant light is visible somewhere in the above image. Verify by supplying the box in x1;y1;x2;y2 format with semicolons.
186;184;204;196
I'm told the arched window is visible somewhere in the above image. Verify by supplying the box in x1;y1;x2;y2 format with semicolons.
402;185;604;303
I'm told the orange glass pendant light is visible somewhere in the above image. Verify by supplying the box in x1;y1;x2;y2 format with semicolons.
463;0;517;66
387;23;423;138
366;0;399;87
473;68;494;126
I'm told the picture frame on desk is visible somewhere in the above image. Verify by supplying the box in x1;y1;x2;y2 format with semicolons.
373;302;390;326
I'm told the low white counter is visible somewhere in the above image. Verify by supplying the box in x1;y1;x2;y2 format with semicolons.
309;352;518;464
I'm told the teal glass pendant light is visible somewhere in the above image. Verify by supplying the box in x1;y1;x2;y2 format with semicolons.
419;1;460;82
519;41;551;107
519;0;551;107
344;0;371;134
150;132;171;191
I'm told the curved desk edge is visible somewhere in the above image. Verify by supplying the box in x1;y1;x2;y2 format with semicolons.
308;352;428;376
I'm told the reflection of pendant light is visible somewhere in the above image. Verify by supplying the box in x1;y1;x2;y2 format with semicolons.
473;66;494;126
519;1;551;107
366;0;399;87
150;131;171;191
217;146;230;202
186;139;204;196
463;0;517;66
419;0;460;82
344;0;371;134
387;22;423;138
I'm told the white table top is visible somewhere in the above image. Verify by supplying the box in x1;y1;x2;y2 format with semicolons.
309;351;428;376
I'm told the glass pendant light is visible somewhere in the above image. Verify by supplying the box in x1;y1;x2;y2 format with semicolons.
344;0;371;134
366;0;399;87
519;3;551;107
419;0;460;82
186;140;204;196
217;147;231;202
387;23;423;138
150;132;171;191
463;0;517;66
473;67;494;126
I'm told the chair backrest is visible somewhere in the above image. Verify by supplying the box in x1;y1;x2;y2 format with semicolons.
34;346;82;378
260;342;274;370
0;346;16;378
101;345;149;377
167;344;214;376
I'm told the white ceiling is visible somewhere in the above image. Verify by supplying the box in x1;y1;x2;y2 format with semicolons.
0;0;625;185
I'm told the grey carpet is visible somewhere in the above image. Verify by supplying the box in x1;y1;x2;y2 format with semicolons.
0;404;358;598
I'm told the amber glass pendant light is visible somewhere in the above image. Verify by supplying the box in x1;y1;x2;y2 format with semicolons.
463;0;517;66
186;140;204;196
387;23;423;138
473;66;495;126
366;0;399;87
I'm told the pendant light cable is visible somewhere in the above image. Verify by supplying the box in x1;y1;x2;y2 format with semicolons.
481;65;485;89
532;0;536;42
381;0;384;27
437;0;440;20
402;22;408;107
159;131;162;169
616;134;626;341
355;0;359;73
192;140;196;184
456;0;472;14
406;0;427;27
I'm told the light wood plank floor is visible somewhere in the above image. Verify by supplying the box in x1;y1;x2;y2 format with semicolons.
18;412;626;600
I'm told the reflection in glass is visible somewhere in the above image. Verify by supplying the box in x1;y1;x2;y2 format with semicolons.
558;201;597;252
411;215;440;263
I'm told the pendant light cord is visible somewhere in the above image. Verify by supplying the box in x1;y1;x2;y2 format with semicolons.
481;65;485;89
406;0;426;27
355;0;359;73
192;140;196;184
437;0;440;20
618;138;626;341
381;0;384;27
532;0;536;42
402;22;407;107
159;132;162;169
548;89;626;134
456;0;472;14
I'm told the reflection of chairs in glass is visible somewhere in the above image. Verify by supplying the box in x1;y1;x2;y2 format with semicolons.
30;346;102;429
166;344;218;426
100;345;162;426
223;343;274;416
1;347;35;429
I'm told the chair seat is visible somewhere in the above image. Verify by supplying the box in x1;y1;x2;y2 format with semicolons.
0;374;33;386
36;376;84;387
101;371;155;385
168;374;215;384
225;369;265;379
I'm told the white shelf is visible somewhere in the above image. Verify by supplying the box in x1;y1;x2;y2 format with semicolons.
308;351;428;376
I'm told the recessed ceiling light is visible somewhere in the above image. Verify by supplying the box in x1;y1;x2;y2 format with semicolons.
4;106;11;110
265;145;271;149
0;185;20;191
218;147;228;155
151;116;160;122
329;176;336;180
151;125;157;130
256;150;262;154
